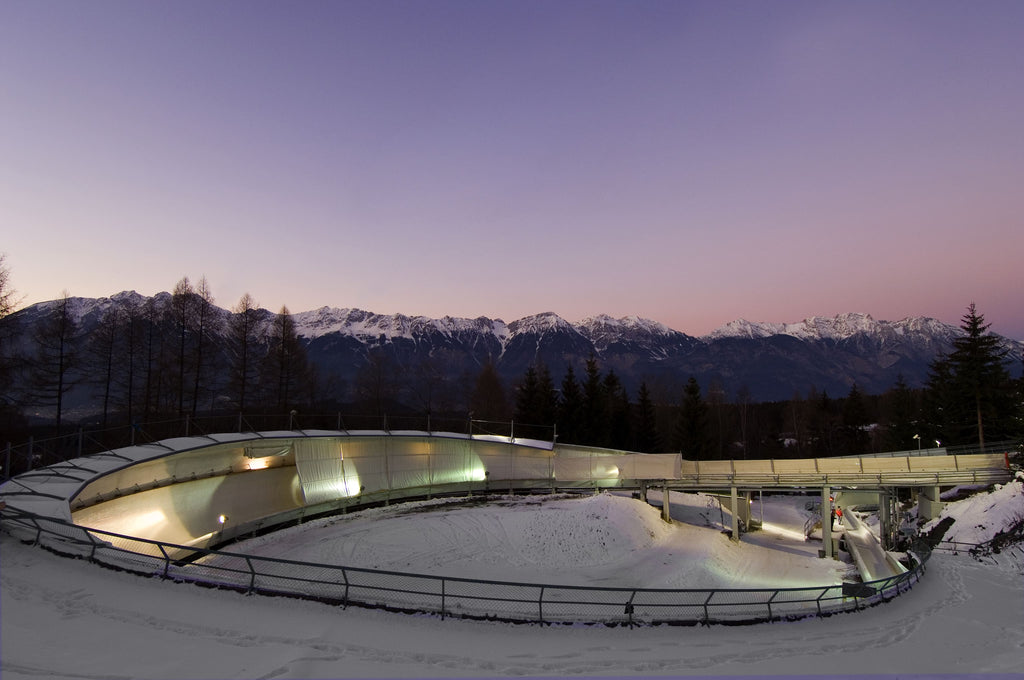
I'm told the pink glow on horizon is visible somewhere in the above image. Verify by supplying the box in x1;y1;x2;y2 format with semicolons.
1;2;1022;340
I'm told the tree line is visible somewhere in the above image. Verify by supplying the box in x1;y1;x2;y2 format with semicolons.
0;274;315;433
503;304;1022;457
0;259;1019;456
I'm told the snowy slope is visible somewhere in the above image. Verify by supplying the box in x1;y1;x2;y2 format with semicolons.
3;486;1023;678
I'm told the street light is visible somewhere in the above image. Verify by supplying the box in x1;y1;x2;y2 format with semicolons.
913;434;921;451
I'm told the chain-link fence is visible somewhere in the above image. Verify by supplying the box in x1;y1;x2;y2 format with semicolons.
1;505;928;626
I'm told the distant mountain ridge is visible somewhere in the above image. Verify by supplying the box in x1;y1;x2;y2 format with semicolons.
6;293;1023;411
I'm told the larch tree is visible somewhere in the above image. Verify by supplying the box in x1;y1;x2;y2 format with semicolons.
190;276;220;417
227;293;262;413
28;291;80;429
265;305;309;412
170;277;195;417
86;304;122;429
0;254;19;399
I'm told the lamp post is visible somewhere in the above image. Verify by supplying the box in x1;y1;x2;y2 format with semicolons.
913;434;921;451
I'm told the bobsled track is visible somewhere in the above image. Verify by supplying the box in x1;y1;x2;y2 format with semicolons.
0;421;1013;625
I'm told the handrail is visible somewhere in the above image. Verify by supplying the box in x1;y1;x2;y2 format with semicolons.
0;504;929;626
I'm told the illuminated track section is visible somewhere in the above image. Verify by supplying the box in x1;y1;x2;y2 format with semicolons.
0;429;1011;555
0;429;1013;624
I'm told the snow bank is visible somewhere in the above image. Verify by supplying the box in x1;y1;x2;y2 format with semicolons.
923;471;1024;574
924;471;1024;545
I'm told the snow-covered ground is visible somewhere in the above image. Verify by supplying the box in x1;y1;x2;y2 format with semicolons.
3;481;1023;679
206;492;853;589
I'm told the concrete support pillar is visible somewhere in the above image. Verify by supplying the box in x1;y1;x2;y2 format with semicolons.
879;490;891;550
730;486;740;542
822;486;833;559
640;482;648;504
919;485;944;521
662;485;671;523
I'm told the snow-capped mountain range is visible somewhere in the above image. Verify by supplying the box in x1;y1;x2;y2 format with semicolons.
5;293;1022;406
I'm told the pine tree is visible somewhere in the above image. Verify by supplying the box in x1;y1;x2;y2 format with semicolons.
673;376;710;459
840;383;870;456
581;355;607;446
514;365;541;425
603;370;632;449
927;303;1015;447
634;381;660;452
881;374;919;451
535;363;558;429
470;360;508;422
557;365;583;444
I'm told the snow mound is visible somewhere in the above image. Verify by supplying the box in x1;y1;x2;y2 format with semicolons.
504;493;671;568
924;471;1024;549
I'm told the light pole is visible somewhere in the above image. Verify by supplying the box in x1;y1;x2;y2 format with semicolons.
913;434;921;451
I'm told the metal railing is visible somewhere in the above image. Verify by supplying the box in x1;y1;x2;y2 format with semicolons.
0;504;929;626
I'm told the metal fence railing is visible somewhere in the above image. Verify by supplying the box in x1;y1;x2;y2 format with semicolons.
1;504;930;626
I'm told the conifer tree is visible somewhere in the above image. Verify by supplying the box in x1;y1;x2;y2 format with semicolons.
28;291;80;429
840;383;870;455
170;277;195;416
881;374;919;451
634;381;660;453
581;355;607;446
227;293;261;413
470;360;508;422
86;305;122;429
673;376;710;459
603;370;631;449
557;365;583;444
535;363;558;429
926;303;1014;447
265;305;310;411
514;365;541;425
190;276;220;417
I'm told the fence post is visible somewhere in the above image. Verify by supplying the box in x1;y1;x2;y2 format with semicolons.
155;544;171;579
245;557;256;594
27;436;34;471
538;586;545;624
78;428;84;459
702;591;714;625
4;442;10;480
440;578;446;620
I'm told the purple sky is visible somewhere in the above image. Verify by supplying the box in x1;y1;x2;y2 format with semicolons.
2;1;1022;339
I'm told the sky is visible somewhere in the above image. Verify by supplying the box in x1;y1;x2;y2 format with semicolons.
2;1;1023;339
